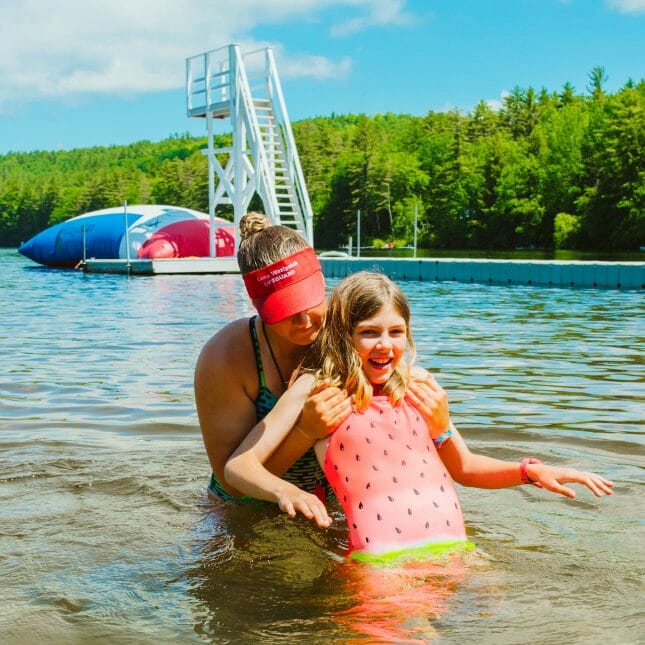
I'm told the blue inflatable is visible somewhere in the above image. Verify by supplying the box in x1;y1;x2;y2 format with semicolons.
19;205;234;267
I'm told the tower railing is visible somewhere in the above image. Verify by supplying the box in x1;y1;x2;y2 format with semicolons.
186;44;314;253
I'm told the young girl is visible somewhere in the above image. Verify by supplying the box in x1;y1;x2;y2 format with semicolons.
225;272;614;560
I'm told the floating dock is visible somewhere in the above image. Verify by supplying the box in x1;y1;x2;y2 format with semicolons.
83;256;644;289
319;257;644;290
84;257;238;274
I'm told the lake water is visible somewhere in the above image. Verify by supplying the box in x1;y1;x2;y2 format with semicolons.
1;248;643;644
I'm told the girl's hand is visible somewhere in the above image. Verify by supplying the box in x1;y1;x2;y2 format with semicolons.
528;463;615;499
296;379;353;441
405;372;450;436
276;485;332;528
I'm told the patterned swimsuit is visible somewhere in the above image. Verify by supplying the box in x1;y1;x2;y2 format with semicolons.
208;316;326;501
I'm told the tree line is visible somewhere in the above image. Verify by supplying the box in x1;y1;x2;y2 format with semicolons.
1;67;642;250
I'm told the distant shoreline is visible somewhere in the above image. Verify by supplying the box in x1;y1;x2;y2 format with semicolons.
4;246;643;263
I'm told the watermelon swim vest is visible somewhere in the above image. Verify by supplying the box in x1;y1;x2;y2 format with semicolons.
323;397;470;561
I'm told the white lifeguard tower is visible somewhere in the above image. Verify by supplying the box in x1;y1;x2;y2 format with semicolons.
186;44;314;256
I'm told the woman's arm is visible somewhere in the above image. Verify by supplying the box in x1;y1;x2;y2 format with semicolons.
194;323;262;497
225;374;332;527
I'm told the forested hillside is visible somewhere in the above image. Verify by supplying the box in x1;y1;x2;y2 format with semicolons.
1;69;643;250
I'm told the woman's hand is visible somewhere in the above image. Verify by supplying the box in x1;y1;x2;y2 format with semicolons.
276;484;332;528
296;379;353;441
527;463;615;499
405;372;450;437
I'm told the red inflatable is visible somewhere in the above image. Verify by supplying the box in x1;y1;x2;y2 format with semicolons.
137;219;235;259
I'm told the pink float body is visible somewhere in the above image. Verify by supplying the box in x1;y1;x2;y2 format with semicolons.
323;397;467;557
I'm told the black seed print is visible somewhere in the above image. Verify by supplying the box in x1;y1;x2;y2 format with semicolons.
414;488;420;495
425;521;430;529
352;523;357;529
447;520;450;526
406;444;412;450
377;513;382;521
422;459;427;465
395;408;400;414
426;444;430;451
334;464;338;470
345;476;349;482
388;434;394;440
393;476;398;483
401;460;406;467
408;508;412;515
420;472;425;478
379;410;384;415
416;416;420;422
343;495;347;502
383;450;388;456
395;527;402;534
366;482;371;489
394;419;398;425
345;425;350;431
388;496;394;502
433;501;439;508
370;421;375;428
413;429;418;436
443;472;448;478
454;502;458;509
366;537;370;543
355;454;360;461
440;485;445;492
372;465;379;471
340;443;345;451
366;437;372;444
358;502;364;509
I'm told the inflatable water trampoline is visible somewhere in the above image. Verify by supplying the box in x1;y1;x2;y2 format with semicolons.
18;205;235;268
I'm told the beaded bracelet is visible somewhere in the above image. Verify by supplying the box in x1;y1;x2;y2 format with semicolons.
432;428;453;448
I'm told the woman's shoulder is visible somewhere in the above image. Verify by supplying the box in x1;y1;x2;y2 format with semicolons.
196;317;254;375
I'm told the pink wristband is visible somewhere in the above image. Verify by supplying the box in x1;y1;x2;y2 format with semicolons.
520;458;544;488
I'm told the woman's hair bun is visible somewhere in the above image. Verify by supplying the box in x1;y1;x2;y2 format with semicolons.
239;212;272;241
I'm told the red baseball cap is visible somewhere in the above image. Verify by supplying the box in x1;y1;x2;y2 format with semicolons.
242;247;326;324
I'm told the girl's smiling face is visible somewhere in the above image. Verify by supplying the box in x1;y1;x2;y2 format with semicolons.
351;304;407;385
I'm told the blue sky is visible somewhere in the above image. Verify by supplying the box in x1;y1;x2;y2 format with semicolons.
0;0;642;155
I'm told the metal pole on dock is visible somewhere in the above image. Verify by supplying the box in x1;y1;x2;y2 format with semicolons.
357;209;361;258
124;200;131;272
413;201;418;259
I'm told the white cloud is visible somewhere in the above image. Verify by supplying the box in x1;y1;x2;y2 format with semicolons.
0;0;407;109
330;0;415;36
280;53;353;80
485;90;510;112
605;0;645;13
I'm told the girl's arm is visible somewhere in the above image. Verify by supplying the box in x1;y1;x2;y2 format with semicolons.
264;380;352;477
437;428;613;497
224;374;332;527
406;370;614;498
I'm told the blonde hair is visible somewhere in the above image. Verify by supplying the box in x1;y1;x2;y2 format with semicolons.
237;212;310;274
301;272;416;411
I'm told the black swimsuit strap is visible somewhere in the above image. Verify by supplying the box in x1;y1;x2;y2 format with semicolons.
249;316;267;388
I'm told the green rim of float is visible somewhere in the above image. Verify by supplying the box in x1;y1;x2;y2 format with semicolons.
349;539;476;564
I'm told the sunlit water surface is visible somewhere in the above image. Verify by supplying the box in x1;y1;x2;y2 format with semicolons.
1;249;643;644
